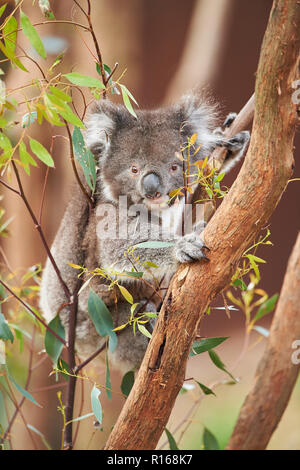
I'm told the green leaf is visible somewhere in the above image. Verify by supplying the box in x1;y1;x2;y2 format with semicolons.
232;278;247;291
252;325;269;338
19;140;37;175
22;111;37;128
45;93;84;128
121;370;134;398
29;138;54;167
87;288;117;353
214;172;225;183
3;16;17;55
208;349;236;382
203;427;219;450
137;323;152;339
190;337;228;357
119;83;137;118
0;41;28;72
134;241;175;249
69;412;94;423
252;293;278;324
20;10;46;59
44;315;65;366
196;381;216;396
91;385;102;424
8;370;42;408
0;4;7;19
124;271;143;278
165;428;179;450
27;424;51;450
72;126;96;192
64;72;105;89
0;313;14;343
49;86;72;102
118;285;133;304
105;353;112;400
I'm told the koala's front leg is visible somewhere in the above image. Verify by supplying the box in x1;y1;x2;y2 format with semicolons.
174;233;210;264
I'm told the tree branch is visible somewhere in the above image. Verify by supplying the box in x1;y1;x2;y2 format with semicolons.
104;0;299;450
227;232;300;450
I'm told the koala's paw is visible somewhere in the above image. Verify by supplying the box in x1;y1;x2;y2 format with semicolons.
175;233;210;263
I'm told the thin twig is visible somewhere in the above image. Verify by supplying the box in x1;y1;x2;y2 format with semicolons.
11;160;71;300
0;278;66;346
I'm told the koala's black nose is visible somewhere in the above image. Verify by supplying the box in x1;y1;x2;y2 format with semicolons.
143;173;161;198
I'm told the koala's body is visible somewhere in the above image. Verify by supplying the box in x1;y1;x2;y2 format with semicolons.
40;92;249;373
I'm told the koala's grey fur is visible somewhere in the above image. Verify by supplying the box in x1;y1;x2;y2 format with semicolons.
40;92;249;373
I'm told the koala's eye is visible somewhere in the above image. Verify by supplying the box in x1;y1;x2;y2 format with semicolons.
170;164;178;172
131;165;139;174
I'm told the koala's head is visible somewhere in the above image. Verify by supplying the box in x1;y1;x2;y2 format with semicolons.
84;93;218;209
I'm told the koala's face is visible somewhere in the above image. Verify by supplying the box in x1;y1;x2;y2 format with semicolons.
85;96;218;209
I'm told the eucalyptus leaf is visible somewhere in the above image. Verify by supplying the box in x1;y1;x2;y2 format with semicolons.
134;241;175;249
29;138;54;167
0;313;13;343
64;72;105;89
72;126;96;192
203;427;219;450
44;315;65;366
121;370;134;398
190;337;228;357
165;428;179;450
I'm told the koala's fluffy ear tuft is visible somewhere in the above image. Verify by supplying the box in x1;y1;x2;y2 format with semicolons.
84;100;118;158
175;91;220;153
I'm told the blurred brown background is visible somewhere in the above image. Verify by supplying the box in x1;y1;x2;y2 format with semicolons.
1;0;299;450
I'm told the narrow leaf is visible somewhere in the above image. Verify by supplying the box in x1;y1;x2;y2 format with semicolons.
64;72;105;89
190;337;228;357
87;288;117;353
137;323;152;339
29;138;54;167
3;16;17;54
0;313;13;343
44;315;65;366
72;126;96;191
121;370;134;398
119;84;137;118
165;428;179;450
203;427;219;450
252;293;278;324
196;381;216;396
9;372;42;407
134;241;174;249
118;285;133;304
208;349;236;382
105;353;112;400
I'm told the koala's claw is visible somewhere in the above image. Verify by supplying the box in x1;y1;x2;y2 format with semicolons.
175;233;210;264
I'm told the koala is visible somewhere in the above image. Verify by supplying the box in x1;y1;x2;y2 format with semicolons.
40;92;249;373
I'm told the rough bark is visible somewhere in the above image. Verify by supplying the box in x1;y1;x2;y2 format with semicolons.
227;233;300;450
104;0;299;450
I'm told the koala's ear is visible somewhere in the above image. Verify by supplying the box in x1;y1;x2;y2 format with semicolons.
84;100;118;158
175;91;219;152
